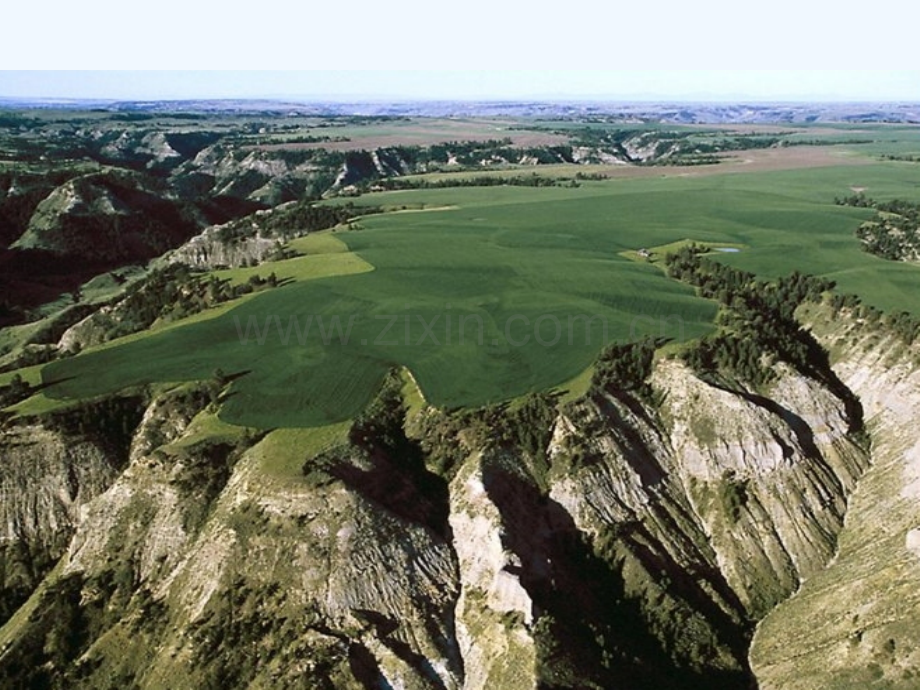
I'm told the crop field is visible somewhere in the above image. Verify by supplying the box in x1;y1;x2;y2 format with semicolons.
39;156;920;428
252;117;569;151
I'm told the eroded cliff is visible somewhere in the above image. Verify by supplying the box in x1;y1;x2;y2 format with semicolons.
1;309;913;688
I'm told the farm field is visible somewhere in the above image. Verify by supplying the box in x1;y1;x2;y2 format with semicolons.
251;116;569;151
39;158;920;428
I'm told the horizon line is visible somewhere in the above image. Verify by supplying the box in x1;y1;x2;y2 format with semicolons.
3;95;920;106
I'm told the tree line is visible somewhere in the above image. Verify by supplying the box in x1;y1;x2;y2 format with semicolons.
665;244;834;388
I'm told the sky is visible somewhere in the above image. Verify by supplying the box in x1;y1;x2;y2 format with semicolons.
1;71;919;103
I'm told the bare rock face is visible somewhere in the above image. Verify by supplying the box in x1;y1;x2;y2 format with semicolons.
57;305;119;352
0;420;125;623
652;360;868;616
539;359;868;687
449;451;538;689
0;424;120;544
751;311;920;689
907;528;920;555
12;396;464;688
165;220;281;270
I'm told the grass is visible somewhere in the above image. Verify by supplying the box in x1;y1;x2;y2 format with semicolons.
1;365;69;417
5;392;75;417
255;423;351;477
0;364;44;388
211;231;372;286
553;364;595;405
168;407;247;450
619;239;747;265
34;159;920;429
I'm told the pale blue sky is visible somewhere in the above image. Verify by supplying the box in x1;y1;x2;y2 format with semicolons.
1;71;918;102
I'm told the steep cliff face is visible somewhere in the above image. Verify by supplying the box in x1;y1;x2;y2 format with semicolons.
751;307;920;689
534;360;867;687
449;451;539;689
1;392;465;688
0;329;892;688
176;146;336;205
655;361;868;615
164;220;281;270
0;418;130;624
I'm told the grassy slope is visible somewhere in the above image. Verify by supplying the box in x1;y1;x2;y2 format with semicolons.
35;158;920;429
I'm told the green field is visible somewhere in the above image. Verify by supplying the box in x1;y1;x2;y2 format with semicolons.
38;159;920;428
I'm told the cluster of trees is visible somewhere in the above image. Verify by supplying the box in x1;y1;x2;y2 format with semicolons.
104;264;278;341
215;199;377;245
0;561;164;688
719;469;749;524
172;440;239;532
574;172;607;181
0;373;31;408
189;575;303;690
828;292;920;345
836;194;920;261
0;573;91;688
665;245;835;387
409;390;559;483
681;332;777;388
590;338;657;402
880;154;920;163
232;133;347;147
348;369;555;471
371;173;579;192
781;137;873;147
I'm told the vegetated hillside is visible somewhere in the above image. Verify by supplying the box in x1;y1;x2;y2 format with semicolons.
0;169;264;328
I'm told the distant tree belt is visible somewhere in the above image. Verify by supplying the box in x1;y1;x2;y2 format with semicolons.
880;154;920;163
373;175;578;191
665;244;835;388
835;194;920;261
